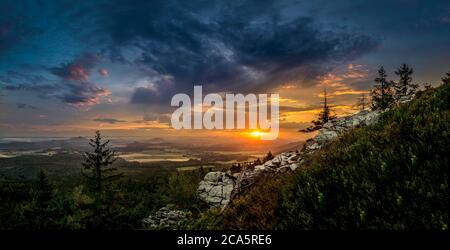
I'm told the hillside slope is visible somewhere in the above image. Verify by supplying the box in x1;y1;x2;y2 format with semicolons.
195;83;450;230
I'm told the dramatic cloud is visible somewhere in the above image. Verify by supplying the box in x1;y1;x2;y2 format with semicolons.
49;53;100;82
1;53;111;107
0;2;41;56
16;103;37;110
317;64;371;96
143;113;171;124
58;80;111;107
93;118;126;124
75;0;379;105
49;54;111;107
98;68;109;77
0;70;58;93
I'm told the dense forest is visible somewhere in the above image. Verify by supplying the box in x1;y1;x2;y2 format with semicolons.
0;149;209;229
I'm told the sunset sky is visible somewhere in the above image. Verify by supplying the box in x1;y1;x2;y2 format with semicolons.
0;0;449;142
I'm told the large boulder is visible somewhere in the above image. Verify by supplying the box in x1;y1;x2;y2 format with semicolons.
198;157;285;206
197;172;236;207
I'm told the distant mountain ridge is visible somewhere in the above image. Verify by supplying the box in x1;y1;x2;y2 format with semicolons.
0;137;88;151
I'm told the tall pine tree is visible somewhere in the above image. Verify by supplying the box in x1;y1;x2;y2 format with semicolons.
35;169;53;209
26;169;55;229
393;64;418;100
82;131;119;193
371;66;394;110
80;131;126;229
356;92;370;111
442;70;450;85
300;89;336;132
263;151;274;162
312;89;336;126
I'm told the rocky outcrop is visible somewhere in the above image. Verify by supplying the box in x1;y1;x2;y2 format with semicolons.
142;206;188;229
304;109;380;152
197;172;236;207
197;109;382;208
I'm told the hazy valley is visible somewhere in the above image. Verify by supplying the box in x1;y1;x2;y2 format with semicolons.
0;136;304;180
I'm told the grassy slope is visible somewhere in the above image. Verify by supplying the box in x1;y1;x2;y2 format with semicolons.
199;83;450;230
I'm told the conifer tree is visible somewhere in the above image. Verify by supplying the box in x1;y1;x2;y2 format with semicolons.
80;131;125;229
371;66;394;110
300;89;336;132
356;92;370;111
35;169;53;209
393;64;418;100
82;131;119;193
263;151;274;162
422;82;432;90
442;70;450;85
312;89;336;126
26;169;55;229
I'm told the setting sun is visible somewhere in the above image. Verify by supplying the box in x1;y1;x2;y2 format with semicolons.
250;130;262;138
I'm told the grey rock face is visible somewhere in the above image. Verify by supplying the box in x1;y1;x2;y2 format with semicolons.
197;172;236;207
142;206;188;229
314;109;380;147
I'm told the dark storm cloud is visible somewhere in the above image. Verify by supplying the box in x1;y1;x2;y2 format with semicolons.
57;80;110;107
309;0;450;34
143;113;171;124
98;68;109;77
46;53;111;106
0;70;59;93
16;103;37;110
1;53;110;107
49;53;100;82
0;1;41;56
92;118;126;124
0;0;381;108
73;0;379;105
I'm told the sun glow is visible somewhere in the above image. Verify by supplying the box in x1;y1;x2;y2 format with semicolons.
250;130;262;138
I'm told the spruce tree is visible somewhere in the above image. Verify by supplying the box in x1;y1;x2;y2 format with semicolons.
442;70;450;85
263;151;274;162
35;169;53;209
393;64;418;100
423;82;432;90
82;131;119;193
356;92;370;111
300;89;336;132
312;89;336;126
27;169;54;229
371;66;394;110
80;131;125;229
